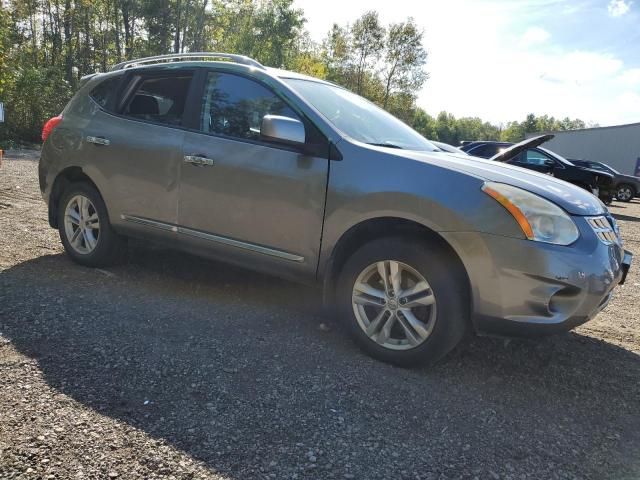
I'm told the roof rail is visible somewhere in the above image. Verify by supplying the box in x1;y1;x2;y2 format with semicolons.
110;52;265;71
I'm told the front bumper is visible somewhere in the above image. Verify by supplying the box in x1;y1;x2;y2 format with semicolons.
442;217;632;337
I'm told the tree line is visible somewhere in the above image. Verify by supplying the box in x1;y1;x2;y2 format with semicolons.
0;0;589;146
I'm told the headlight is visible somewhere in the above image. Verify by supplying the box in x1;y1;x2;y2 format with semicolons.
482;182;580;245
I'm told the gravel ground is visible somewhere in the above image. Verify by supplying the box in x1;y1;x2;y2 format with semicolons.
1;153;639;480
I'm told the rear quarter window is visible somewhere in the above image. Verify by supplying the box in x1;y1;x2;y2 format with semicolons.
89;76;122;111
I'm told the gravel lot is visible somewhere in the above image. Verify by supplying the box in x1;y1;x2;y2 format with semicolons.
1;153;639;480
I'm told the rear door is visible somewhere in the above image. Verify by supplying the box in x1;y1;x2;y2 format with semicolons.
83;69;196;238
177;70;330;280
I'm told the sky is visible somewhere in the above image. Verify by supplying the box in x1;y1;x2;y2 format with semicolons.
294;0;640;126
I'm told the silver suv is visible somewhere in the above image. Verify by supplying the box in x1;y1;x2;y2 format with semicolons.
39;53;632;366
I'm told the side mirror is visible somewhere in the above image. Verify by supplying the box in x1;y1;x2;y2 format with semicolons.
260;115;305;145
544;159;555;169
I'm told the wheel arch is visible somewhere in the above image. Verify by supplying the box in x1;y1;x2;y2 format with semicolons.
321;217;472;313
48;167;101;228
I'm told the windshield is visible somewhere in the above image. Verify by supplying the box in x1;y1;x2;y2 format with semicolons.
283;78;438;152
599;163;619;174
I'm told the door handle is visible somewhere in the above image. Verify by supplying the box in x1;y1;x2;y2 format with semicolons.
184;155;214;166
86;136;111;146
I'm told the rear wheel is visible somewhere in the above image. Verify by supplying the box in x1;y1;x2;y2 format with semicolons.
616;184;636;202
337;237;469;367
58;182;127;267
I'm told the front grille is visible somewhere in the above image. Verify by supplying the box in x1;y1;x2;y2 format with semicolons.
587;216;620;245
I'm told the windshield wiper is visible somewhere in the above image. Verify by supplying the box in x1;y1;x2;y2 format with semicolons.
366;142;404;149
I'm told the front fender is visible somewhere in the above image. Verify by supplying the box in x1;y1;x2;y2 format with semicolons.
318;144;525;277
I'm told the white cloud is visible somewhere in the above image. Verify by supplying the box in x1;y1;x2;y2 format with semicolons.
608;0;632;17
521;27;551;46
617;68;640;85
297;0;640;126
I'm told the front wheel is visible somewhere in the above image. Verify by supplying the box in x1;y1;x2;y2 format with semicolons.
337;237;469;367
616;184;636;202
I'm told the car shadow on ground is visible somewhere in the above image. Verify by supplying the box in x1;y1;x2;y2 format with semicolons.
612;213;640;223
1;250;640;479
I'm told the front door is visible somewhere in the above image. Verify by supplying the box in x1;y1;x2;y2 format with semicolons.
510;149;556;175
178;70;329;279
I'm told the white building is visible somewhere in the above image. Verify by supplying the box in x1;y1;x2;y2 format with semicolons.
527;122;640;176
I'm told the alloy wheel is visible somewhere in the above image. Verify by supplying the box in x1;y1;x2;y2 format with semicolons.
352;260;437;350
617;186;633;202
64;194;100;254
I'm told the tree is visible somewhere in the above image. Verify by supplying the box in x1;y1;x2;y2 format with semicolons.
322;23;352;87
380;18;427;109
0;2;589;148
412;108;437;139
350;11;384;95
0;5;11;97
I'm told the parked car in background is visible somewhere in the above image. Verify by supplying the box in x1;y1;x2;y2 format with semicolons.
431;140;469;155
39;53;632;367
570;160;640;202
459;140;511;158
460;139;615;203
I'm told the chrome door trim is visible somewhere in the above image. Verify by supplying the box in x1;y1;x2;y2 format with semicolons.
184;155;214;166
86;135;111;146
121;214;304;263
178;226;305;263
121;214;178;233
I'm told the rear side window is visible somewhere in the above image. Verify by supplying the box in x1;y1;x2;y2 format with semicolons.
123;74;193;127
89;76;122;110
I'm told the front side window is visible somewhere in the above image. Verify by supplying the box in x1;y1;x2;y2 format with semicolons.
521;149;553;166
123;74;193;126
283;78;438;152
200;72;299;141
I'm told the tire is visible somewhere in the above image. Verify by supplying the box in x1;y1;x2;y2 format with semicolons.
57;182;127;267
337;236;469;367
600;191;614;205
616;184;636;203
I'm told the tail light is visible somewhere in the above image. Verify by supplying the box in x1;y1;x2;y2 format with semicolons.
42;115;63;142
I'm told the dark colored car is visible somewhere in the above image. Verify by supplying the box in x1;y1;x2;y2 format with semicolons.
571;160;640;202
460;141;511;158
460;139;615;203
431;140;469;155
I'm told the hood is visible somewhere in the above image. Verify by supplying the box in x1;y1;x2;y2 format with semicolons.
400;150;605;216
618;173;640;184
578;167;615;181
489;134;554;162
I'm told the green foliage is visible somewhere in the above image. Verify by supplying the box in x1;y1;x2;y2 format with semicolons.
0;0;588;147
411;109;588;146
321;12;428;117
410;110;501;146
381;18;427;109
500;114;589;144
0;67;72;143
